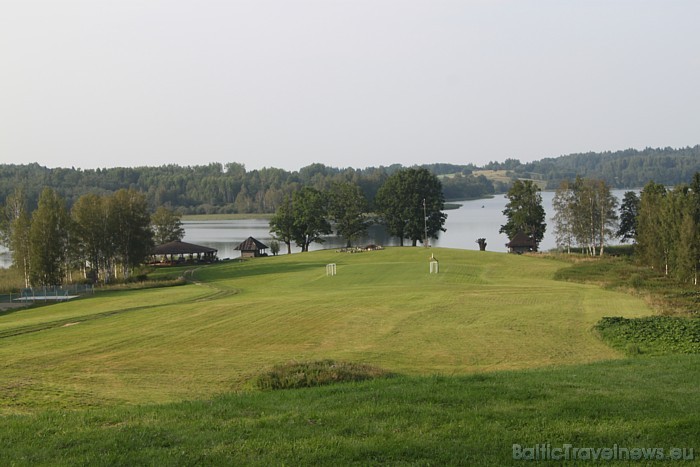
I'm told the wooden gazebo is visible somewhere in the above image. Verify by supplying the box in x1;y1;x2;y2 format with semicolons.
235;237;269;258
151;240;218;264
506;231;538;254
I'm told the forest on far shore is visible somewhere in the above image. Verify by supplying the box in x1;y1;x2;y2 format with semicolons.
1;145;698;214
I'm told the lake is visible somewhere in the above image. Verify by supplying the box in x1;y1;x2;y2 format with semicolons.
182;190;631;258
0;190;631;267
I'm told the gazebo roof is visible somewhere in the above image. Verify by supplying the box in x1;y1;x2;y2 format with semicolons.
235;236;269;251
506;231;537;248
152;240;217;255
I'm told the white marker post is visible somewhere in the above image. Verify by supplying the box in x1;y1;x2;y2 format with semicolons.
429;260;439;274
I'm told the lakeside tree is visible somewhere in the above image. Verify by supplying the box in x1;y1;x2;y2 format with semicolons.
328;182;369;248
636;182;669;274
71;193;114;282
551;181;576;254
499;180;546;249
269;195;295;255
571;177;618;256
2;188;32;287
291;187;331;252
151;206;185;245
617;191;640;243
108;189;153;278
375;168;447;246
29;188;70;286
672;187;699;284
550;178;618;255
635;179;700;282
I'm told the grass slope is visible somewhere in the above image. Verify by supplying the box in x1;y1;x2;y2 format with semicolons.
0;248;652;414
1;355;697;465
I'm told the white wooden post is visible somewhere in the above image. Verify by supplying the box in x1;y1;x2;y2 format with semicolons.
429;260;439;274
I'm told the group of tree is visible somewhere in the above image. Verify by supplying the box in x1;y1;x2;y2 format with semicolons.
550;177;619;255
500;177;621;256
375;168;447;246
1;188;185;287
484;145;700;190
0;162;488;217
635;174;700;283
3;145;697;218
269;168;447;251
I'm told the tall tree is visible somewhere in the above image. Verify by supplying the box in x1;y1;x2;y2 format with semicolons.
29;188;70;286
269;195;295;255
616;191;640;243
636;182;668;273
551;178;618;255
328;182;369;248
499;180;546;250
674;189;698;284
291;187;331;252
151;206;185;245
551;181;575;253
11;210;31;288
72;193;114;282
109;189;153;278
571;177;618;256
375;168;447;246
3;188;32;287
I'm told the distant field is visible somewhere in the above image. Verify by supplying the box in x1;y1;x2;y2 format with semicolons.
471;169;513;184
0;248;652;415
472;169;547;190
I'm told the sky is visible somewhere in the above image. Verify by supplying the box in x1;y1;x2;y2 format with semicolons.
1;1;699;172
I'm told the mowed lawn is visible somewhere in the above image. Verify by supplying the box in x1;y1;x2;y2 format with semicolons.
0;248;651;414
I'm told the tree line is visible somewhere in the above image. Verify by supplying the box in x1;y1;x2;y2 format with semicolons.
503;177;626;257
635;174;700;283
1;168;447;287
502;170;700;285
0;162;486;216
269;168;447;253
1;188;185;287
484;145;700;190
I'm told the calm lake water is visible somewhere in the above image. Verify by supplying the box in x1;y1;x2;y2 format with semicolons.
182;190;631;258
0;190;630;267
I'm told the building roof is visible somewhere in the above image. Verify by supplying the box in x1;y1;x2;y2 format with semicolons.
152;240;218;255
234;236;269;251
506;231;537;248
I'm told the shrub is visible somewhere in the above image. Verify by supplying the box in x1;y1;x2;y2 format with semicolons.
628;273;644;289
626;343;642;356
595;316;700;355
254;360;392;390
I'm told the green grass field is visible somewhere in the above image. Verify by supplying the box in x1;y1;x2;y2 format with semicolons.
1;248;696;464
0;248;651;414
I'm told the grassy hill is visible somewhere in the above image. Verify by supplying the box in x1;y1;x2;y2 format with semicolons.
0;248;651;414
2;248;697;464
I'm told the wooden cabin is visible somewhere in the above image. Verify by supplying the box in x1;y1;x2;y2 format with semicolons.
506;231;538;254
235;237;269;258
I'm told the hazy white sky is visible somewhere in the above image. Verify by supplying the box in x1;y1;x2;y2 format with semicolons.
1;0;698;171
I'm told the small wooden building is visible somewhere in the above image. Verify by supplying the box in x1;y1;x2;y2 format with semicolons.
506;231;538;254
235;237;269;258
151;240;218;264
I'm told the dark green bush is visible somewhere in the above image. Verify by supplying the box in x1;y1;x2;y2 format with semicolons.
254;360;392;390
595;316;700;355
